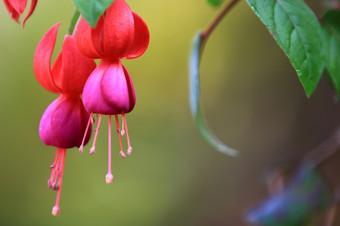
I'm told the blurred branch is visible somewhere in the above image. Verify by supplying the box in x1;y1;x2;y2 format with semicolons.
324;205;336;226
301;127;340;167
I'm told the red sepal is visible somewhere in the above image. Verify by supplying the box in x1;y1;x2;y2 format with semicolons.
58;35;96;94
33;22;61;93
124;12;150;59
3;0;20;22
22;0;37;27
102;0;134;58
74;17;104;59
7;0;26;14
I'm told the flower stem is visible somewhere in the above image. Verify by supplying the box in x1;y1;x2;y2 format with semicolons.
68;9;81;35
201;0;240;47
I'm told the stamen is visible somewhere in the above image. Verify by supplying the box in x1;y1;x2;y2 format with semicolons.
90;114;102;155
106;115;113;184
49;149;59;168
121;117;125;135
122;114;133;155
50;148;66;216
48;149;61;189
79;113;93;154
115;115;126;158
91;114;96;124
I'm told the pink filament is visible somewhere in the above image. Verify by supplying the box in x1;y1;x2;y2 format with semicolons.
49;149;59;168
115;115;126;158
79;113;93;153
106;115;113;183
122;114;132;155
48;149;61;189
120;117;125;135
48;148;66;216
90;114;102;154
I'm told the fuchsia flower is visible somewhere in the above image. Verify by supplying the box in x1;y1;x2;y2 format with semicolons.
3;0;37;27
34;23;96;215
74;0;149;183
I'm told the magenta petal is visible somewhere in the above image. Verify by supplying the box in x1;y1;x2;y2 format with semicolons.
39;95;92;149
101;61;136;113
82;62;118;114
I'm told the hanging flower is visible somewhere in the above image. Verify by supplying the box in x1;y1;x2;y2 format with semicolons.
3;0;37;27
34;23;96;215
74;0;149;183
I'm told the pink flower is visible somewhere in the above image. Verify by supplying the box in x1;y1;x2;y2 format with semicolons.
34;23;96;215
3;0;37;27
74;0;149;183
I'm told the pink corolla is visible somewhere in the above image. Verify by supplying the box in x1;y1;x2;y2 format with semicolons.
74;0;149;183
34;23;96;215
3;0;37;27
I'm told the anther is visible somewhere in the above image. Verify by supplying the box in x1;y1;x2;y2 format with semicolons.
51;182;59;191
52;206;60;216
47;180;52;188
79;146;84;154
106;173;113;184
90;147;95;155
127;146;133;156
120;150;126;158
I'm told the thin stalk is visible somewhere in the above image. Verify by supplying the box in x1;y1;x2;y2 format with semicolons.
68;9;81;35
201;0;240;47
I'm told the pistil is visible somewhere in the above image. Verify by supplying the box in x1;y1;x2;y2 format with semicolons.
106;115;113;183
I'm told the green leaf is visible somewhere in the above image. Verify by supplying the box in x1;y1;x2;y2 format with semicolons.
245;0;325;97
72;0;114;27
322;10;340;97
189;32;238;156
207;0;226;7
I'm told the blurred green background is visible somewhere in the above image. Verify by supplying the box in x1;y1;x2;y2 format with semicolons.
1;0;340;225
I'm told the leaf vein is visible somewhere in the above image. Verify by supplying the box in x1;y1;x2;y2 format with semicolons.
276;0;309;74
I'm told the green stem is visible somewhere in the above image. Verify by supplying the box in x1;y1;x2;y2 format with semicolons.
188;0;240;156
201;0;240;47
68;9;81;35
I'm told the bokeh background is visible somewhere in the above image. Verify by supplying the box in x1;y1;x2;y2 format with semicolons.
1;0;340;225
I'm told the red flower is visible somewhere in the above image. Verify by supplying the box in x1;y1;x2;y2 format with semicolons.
34;23;96;215
74;0;149;183
3;0;37;27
